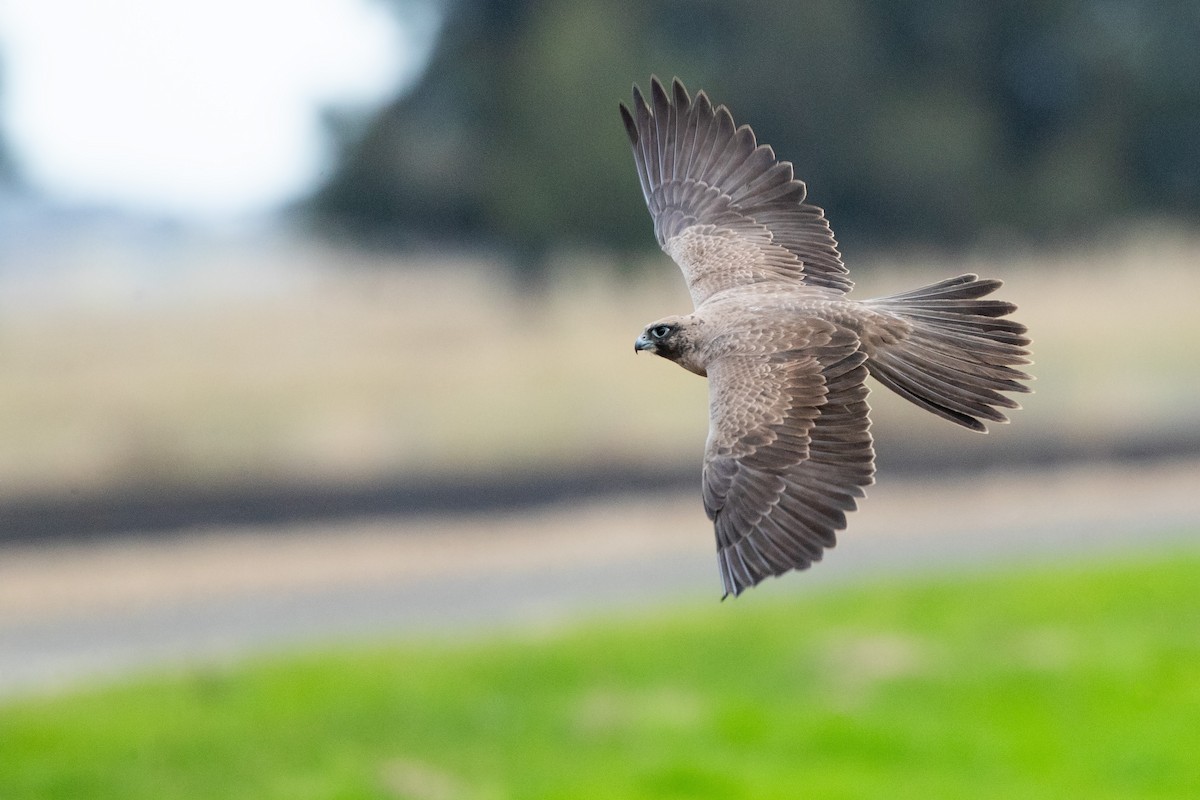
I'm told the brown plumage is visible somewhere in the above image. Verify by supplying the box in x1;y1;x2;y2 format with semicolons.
622;77;1032;597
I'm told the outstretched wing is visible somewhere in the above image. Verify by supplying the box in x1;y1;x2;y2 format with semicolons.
619;76;851;307
702;320;875;597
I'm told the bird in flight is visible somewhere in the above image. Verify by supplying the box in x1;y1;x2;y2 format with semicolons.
620;77;1032;597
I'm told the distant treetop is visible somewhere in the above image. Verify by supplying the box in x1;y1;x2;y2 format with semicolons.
306;0;1200;268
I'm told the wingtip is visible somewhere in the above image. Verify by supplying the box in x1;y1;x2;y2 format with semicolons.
632;76;693;118
631;83;648;116
650;75;669;107
618;102;638;144
671;76;690;110
714;103;735;131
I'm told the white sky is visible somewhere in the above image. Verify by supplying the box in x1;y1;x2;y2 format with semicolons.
0;0;436;219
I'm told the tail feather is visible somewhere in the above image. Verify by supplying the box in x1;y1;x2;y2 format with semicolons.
863;274;1032;432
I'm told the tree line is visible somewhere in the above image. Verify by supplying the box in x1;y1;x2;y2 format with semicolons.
304;0;1198;266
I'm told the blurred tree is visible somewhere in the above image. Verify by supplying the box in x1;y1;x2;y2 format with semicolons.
306;0;1200;267
0;57;21;187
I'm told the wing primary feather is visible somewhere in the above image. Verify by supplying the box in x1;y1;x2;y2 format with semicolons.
722;145;776;200
755;518;818;566
674;81;700;184
662;88;681;205
671;77;691;112
650;77;672;187
738;538;779;579
718;552;739;598
732;161;796;206
771;500;840;549
725;545;755;594
678;112;701;188
751;533;797;574
671;78;690;196
694;105;736;186
758;514;824;562
619;102;652;202
708;125;758;189
632;85;658;206
684;91;718;181
618;103;638;145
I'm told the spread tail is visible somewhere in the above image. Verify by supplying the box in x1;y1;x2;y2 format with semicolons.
863;274;1032;432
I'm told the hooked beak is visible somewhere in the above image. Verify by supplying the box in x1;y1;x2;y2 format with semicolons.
634;334;655;353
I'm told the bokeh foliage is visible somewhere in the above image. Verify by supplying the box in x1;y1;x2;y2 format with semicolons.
309;0;1200;263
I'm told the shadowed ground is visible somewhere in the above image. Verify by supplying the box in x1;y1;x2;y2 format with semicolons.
2;458;1197;698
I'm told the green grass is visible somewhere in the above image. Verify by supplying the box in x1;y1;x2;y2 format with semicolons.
3;548;1199;799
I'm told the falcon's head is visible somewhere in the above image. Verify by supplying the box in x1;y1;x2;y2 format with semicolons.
634;316;706;375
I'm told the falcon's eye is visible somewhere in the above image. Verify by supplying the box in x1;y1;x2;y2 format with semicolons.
650;325;672;340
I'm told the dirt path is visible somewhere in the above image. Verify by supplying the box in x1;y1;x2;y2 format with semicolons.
2;459;1198;698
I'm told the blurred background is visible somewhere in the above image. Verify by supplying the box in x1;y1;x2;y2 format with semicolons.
1;0;1198;796
0;0;1197;526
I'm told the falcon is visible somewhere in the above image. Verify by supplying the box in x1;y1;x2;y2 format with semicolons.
620;77;1032;597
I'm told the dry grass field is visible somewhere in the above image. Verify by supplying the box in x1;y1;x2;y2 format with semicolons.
1;229;1197;499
